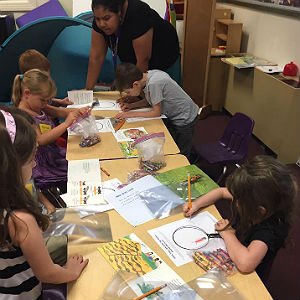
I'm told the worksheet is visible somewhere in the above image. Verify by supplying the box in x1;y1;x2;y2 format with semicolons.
67;90;93;104
105;175;161;226
148;211;226;266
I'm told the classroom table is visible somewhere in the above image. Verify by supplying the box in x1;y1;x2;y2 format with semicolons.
66;91;179;161
67;154;272;300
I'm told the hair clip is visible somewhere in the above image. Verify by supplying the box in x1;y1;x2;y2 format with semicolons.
0;110;16;143
20;74;24;80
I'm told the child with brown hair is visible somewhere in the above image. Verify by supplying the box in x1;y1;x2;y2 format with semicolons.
0;109;88;299
114;63;199;159
19;49;73;106
184;155;298;281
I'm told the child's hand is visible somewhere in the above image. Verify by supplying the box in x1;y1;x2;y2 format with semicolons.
78;106;90;115
183;202;198;217
119;102;131;111
60;97;73;106
65;111;80;127
115;112;130;120
65;254;89;280
215;219;235;237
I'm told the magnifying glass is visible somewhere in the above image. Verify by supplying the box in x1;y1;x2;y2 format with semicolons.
172;225;221;250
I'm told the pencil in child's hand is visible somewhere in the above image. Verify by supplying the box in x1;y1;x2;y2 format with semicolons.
187;173;192;209
133;283;167;300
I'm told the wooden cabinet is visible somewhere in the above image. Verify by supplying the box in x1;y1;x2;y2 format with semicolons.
215;19;243;53
224;67;300;163
182;0;216;107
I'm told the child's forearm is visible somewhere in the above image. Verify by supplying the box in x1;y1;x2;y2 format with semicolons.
194;187;231;210
40;264;79;284
221;233;255;273
129;99;149;109
125;109;160;118
37;122;68;146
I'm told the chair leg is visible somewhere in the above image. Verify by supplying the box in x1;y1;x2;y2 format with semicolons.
217;165;227;184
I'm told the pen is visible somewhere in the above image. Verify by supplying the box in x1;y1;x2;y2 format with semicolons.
100;167;111;177
133;283;167;300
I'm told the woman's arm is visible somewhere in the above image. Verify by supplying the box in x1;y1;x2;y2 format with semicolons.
183;187;233;217
9;211;88;284
115;102;161;119
86;30;108;90
132;28;153;72
215;219;268;273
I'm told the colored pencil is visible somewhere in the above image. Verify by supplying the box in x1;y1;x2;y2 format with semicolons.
100;167;110;177
133;283;167;300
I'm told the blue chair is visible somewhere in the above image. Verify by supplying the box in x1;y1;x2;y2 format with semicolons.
16;0;67;28
193;112;255;183
75;11;94;24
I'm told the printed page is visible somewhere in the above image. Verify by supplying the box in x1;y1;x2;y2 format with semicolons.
113;127;148;142
67;90;93;105
126;234;203;300
66;159;104;206
148;211;226;266
105;175;162;226
92;100;121;111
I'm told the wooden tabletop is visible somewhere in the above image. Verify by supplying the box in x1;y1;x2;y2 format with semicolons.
67;155;272;300
66;91;179;161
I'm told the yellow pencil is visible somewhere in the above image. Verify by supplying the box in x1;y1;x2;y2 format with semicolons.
133;284;167;300
188;173;192;209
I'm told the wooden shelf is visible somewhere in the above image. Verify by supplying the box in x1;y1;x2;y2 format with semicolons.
216;33;227;41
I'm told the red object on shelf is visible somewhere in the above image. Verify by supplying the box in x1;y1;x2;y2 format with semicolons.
283;61;298;77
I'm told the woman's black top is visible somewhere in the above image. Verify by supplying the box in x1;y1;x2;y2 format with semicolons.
92;0;180;70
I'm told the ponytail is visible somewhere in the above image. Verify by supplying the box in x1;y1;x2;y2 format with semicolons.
12;75;23;107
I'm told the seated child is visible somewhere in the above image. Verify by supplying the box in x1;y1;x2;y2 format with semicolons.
114;63;199;159
19;49;73;107
0;109;88;299
12;69;86;199
183;155;298;281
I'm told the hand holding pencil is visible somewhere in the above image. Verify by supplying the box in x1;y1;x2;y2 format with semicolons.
183;173;197;217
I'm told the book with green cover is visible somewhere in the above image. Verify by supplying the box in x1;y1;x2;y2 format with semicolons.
119;141;138;158
155;165;218;201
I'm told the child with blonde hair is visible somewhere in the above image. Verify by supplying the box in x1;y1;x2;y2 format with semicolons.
12;69;84;195
184;155;297;280
0;109;88;299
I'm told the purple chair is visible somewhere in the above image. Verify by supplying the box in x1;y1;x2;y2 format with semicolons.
193;112;255;183
16;0;67;28
42;283;67;300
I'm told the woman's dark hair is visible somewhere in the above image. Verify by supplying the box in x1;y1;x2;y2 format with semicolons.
226;155;297;241
92;0;125;13
0;108;49;248
114;63;143;92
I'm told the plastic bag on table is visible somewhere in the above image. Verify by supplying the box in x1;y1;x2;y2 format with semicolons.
134;132;166;172
139;185;184;219
43;208;112;242
68;110;100;147
187;269;245;300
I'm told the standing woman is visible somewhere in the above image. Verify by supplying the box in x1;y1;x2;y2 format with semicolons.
86;0;180;90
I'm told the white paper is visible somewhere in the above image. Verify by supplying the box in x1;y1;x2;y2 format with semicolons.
113;127;148;142
148;211;226;266
105;175;162;226
74;178;122;217
126;115;167;123
95;119;115;132
92;100;121;111
66;159;104;206
68;159;101;181
127;234;202;299
67;90;93;105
